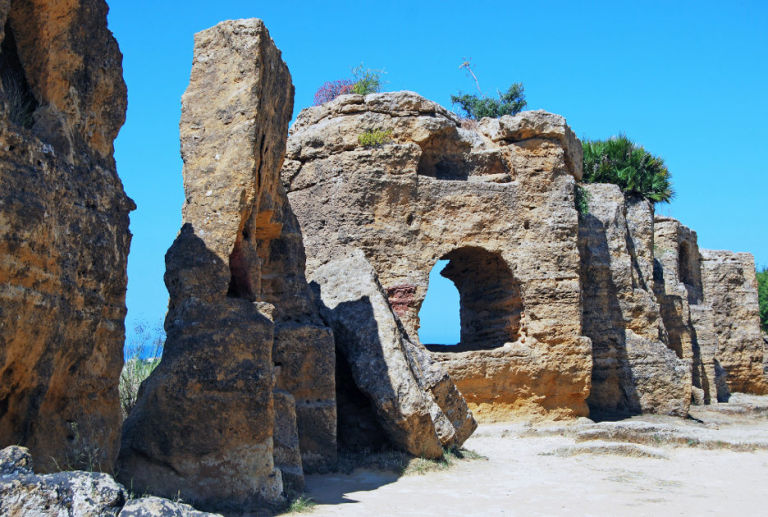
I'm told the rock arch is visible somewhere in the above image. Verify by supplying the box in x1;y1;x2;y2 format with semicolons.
424;247;524;352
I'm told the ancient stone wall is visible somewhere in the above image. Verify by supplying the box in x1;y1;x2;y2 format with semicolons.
700;249;767;394
0;0;132;472
653;217;720;403
579;186;690;417
284;95;593;420
117;19;334;511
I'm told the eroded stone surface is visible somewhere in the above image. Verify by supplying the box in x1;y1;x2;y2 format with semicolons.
0;446;127;516
0;0;132;472
284;93;592;420
700;249;767;394
119;497;222;517
311;250;475;457
118;19;324;512
0;446;220;516
653;216;720;403
579;186;690;417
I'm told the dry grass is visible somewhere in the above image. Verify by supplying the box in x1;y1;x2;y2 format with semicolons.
336;447;487;476
284;494;317;514
547;441;668;459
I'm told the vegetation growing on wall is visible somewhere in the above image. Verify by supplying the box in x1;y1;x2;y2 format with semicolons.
350;64;383;95
575;185;591;216
313;64;384;105
758;267;768;332
358;128;392;148
451;83;527;120
313;79;354;105
582;135;674;203
450;60;527;120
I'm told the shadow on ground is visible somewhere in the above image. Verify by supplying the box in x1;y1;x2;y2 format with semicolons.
304;469;400;505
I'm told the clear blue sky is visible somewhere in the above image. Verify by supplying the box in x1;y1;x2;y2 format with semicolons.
107;1;767;346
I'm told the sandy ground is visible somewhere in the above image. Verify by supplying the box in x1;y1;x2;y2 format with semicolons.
301;395;768;516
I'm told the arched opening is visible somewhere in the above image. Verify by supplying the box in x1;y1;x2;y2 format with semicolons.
418;260;460;345
422;247;523;352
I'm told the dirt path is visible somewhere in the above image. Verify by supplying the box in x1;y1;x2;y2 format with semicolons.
302;395;768;516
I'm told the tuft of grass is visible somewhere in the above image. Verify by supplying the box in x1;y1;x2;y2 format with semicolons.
350;64;384;95
50;420;105;472
358;128;392;148
287;494;317;514
575;184;590;216
337;447;487;476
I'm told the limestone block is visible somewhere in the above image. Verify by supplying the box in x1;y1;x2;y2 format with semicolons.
700;249;767;394
311;250;471;458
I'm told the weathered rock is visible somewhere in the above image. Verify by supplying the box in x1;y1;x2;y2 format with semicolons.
0;446;219;517
119;497;221;517
700;250;767;394
401;336;477;447
0;0;133;472
0;446;127;516
311;250;475;457
259;190;337;472
118;19;321;512
477;110;583;179
653;216;720;403
579;185;690;417
284;92;592;420
273;389;304;496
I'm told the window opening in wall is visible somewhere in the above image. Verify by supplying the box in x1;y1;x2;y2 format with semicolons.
421;247;524;352
418;260;460;346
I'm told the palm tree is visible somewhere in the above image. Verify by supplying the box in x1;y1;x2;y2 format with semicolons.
582;135;674;203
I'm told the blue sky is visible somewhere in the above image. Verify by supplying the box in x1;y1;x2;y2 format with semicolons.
107;1;767;346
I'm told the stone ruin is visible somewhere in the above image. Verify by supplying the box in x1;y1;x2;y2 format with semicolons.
0;4;766;515
283;92;768;421
116;19;475;513
284;98;592;420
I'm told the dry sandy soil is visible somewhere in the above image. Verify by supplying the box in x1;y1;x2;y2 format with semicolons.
299;394;768;516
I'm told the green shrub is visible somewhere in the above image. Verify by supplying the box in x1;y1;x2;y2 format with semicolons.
758;267;767;332
120;322;164;419
451;83;527;120
351;64;383;95
358;128;392;148
575;185;591;216
582;135;674;203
